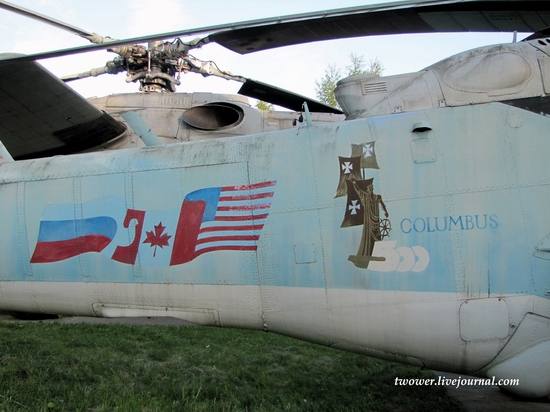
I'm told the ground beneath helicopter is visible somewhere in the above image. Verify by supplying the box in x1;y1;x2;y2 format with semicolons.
432;372;550;412
1;312;549;411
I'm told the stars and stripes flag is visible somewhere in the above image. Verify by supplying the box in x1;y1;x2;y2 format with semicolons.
170;181;276;265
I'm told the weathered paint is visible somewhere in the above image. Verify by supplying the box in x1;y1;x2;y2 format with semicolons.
0;101;549;397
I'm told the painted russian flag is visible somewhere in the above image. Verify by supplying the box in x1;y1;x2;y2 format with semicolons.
170;181;276;265
30;216;117;263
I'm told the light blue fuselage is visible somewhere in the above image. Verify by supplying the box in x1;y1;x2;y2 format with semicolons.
1;102;549;396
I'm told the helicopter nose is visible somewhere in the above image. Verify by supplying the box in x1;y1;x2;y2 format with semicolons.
482;313;550;398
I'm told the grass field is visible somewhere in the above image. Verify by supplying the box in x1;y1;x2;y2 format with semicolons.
0;321;464;411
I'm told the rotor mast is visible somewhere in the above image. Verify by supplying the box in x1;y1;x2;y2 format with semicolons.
0;0;240;93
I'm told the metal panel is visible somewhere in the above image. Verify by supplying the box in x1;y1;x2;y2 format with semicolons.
294;243;316;264
410;136;437;164
459;298;509;341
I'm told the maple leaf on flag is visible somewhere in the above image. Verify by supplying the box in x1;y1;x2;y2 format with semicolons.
143;222;172;257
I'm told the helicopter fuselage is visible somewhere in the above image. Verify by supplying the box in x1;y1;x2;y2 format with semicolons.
1;89;549;397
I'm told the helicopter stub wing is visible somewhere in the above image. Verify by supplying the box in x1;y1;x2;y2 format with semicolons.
209;0;550;54
0;54;126;160
239;79;344;114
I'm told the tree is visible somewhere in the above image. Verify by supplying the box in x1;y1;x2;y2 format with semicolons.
255;100;274;111
315;54;384;108
346;53;366;76
314;64;341;109
365;57;385;77
345;53;385;78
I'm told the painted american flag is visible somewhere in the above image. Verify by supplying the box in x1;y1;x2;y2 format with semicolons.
170;181;276;265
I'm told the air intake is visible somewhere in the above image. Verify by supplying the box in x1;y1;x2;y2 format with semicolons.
362;81;388;94
182;102;244;131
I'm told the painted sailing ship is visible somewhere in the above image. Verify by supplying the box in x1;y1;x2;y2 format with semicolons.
336;142;391;269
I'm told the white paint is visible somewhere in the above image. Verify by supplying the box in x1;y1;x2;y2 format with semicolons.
368;241;430;272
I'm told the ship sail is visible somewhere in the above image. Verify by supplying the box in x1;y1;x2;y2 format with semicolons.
341;178;370;228
337;141;390;269
335;155;362;198
351;142;379;169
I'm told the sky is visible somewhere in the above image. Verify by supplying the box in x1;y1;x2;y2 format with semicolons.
0;0;522;103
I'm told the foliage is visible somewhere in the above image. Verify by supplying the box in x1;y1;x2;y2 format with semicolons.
345;53;367;76
365;57;385;77
0;321;464;411
314;64;341;109
315;54;385;108
255;100;274;111
345;53;385;78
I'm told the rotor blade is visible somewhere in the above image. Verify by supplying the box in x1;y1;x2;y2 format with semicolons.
2;0;550;65
238;79;343;114
523;26;550;41
0;54;126;159
0;0;94;39
209;0;550;54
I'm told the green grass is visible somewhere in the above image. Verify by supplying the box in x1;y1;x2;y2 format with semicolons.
0;322;464;411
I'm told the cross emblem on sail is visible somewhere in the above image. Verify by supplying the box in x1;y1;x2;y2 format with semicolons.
336;142;391;269
335;156;362;198
351;142;380;169
348;199;361;215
